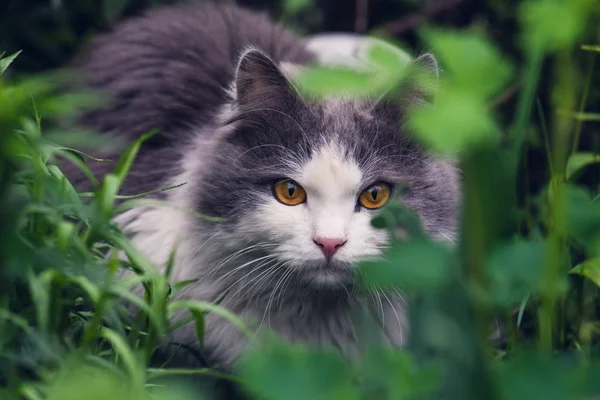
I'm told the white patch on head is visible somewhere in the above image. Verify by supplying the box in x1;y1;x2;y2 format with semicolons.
238;141;388;276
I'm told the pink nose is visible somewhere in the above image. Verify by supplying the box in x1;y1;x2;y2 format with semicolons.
313;237;346;259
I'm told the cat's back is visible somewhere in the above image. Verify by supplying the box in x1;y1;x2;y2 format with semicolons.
72;2;313;142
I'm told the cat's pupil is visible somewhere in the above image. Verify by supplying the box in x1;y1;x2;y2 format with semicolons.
287;183;295;197
370;187;378;200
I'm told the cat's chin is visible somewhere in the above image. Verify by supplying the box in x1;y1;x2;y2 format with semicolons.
299;260;355;290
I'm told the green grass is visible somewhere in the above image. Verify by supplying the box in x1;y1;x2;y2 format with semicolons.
2;0;600;398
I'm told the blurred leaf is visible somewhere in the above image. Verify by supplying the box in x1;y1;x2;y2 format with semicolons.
360;199;454;291
168;300;252;339
409;86;501;154
421;29;513;98
359;348;439;399
493;352;600;400
0;51;22;75
563;185;600;254
359;240;453;291
113;130;158;185
520;0;596;51
283;0;313;14
570;257;600;288
296;40;413;99
239;339;358;400
460;146;519;257
365;39;412;71
581;44;600;52
191;309;206;348
296;66;376;97
566;152;600;180
488;239;547;306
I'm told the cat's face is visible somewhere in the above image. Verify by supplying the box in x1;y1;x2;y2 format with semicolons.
196;49;460;289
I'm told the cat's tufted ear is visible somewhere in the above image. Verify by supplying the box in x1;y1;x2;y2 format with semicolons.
414;53;439;80
391;52;440;109
234;48;299;108
409;52;439;102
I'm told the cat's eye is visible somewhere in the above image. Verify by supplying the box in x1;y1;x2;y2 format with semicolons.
358;183;391;210
273;179;307;206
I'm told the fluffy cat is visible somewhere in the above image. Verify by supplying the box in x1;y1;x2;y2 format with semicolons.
65;1;460;373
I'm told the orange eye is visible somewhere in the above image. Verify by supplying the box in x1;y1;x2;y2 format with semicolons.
358;183;391;209
273;179;307;206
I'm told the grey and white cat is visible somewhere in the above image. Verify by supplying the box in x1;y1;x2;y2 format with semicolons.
66;2;460;371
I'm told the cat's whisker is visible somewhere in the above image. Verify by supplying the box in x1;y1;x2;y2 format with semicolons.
437;231;456;244
187;230;221;261
260;263;295;331
380;291;402;331
213;253;279;287
220;257;280;305
267;266;296;329
241;262;288;318
173;243;278;301
274;264;298;313
251;263;291;338
356;269;385;323
207;243;277;278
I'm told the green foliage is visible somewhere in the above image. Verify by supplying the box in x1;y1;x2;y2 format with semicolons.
2;0;600;399
0;52;238;399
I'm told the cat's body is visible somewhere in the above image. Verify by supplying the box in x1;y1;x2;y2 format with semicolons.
65;1;460;373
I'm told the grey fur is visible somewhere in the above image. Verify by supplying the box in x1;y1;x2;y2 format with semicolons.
63;2;461;372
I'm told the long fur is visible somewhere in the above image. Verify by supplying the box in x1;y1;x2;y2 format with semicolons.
62;1;461;382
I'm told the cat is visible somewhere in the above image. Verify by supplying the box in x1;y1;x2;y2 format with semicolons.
64;0;460;376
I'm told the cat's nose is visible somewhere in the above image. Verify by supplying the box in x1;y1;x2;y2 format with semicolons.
313;237;346;259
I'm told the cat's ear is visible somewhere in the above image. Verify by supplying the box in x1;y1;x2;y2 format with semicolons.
399;52;440;106
414;53;439;80
234;48;299;108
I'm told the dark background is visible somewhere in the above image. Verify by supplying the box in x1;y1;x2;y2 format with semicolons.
0;0;523;74
1;0;599;199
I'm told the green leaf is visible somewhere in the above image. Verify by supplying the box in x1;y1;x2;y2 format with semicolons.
295;40;414;99
171;279;200;296
239;339;358;400
113;129;158;184
421;29;513;98
520;0;596;52
563;185;600;254
0;50;21;75
99;329;144;384
283;0;312;14
97;174;121;217
581;44;600;52
168;300;252;339
494;353;575;400
359;239;453;291
570;257;600;288
365;39;412;71
488;239;547;306
566;152;600;180
190;309;206;347
408;86;501;154
295;66;376;97
360;348;439;399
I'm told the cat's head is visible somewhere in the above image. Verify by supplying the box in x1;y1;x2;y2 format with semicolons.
193;48;460;289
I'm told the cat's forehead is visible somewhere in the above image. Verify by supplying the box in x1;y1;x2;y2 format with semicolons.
299;141;362;196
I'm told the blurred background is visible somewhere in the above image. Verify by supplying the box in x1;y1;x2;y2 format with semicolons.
0;0;527;74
